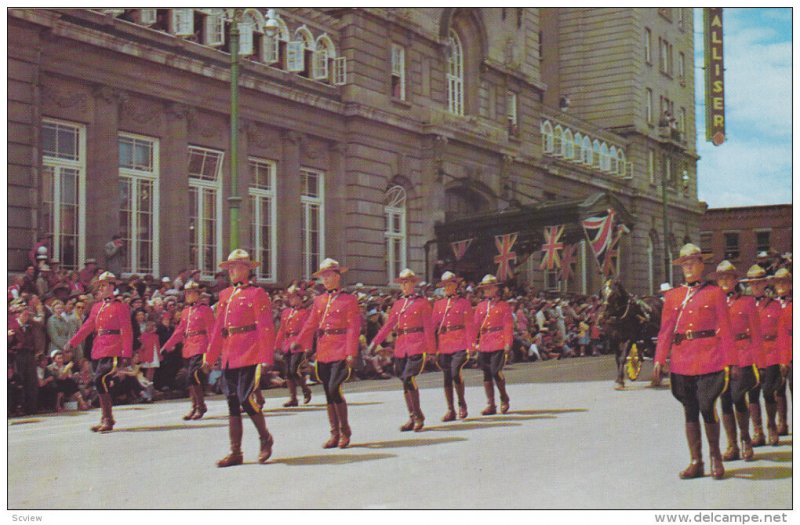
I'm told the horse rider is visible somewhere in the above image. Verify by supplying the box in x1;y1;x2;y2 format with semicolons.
708;260;761;462
431;271;475;421
652;243;736;480
368;268;435;432
207;249;276;467
275;284;313;407
473;274;513;415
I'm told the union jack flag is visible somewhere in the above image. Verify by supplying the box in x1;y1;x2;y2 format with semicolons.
539;225;565;270
581;209;617;272
560;243;577;282
450;238;473;261
494;233;518;281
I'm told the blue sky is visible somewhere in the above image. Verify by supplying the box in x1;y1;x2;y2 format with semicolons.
693;7;792;208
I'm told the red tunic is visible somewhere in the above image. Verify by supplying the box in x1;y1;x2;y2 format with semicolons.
655;283;735;375
371;295;435;358
68;298;133;360
725;293;762;368
777;297;792;365
275;306;311;354
755;297;782;368
138;332;160;363
206;284;275;369
473;299;513;352
432;295;475;355
297;291;360;363
163;303;215;359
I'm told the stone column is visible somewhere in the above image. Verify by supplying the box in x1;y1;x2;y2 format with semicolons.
328;142;348;267
160;102;191;278
277;130;303;283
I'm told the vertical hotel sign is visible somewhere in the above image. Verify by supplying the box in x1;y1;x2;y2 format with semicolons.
704;8;725;146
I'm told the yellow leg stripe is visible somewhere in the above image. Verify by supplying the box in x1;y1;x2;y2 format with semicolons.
314;361;321;383
339;365;352;399
247;365;262;412
100;357;118;394
721;366;730;395
456;354;468;384
753;364;761;387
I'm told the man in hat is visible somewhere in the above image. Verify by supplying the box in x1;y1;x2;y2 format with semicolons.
772;268;792;435
275;284;313;407
431;271;475;421
162;281;216;420
64;272;133;432
206;249;276;467
29;233;52;268
652;243;736;480
79;259;98;289
743;264;784;446
104;234;124;277
369;268;435;431
297;258;360;448
473;274;513;415
709;260;761;462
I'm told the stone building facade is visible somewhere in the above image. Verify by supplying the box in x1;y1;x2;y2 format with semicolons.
8;8;702;294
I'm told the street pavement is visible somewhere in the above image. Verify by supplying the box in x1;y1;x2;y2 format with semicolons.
7;356;792;510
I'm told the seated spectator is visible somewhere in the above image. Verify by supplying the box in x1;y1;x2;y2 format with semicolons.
76;358;98;409
36;353;57;412
8;363;25;416
47;349;88;411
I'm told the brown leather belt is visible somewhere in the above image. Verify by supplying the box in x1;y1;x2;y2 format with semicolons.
97;329;120;336
186;330;207;337
318;328;347;336
673;329;716;345
397;327;424;335
480;326;503;334
735;333;751;341
440;324;465;334
763;334;777;341
222;324;256;337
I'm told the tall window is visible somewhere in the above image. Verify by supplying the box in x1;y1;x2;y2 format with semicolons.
724;232;740;260
664;154;673;187
678;107;687;134
301;168;325;279
573;132;583;162
644;28;652;64
678;52;686;83
384;186;407;283
645;88;653;124
41;119;86;271
563;129;574;159
700;232;713;257
507;91;518;136
188;146;223;278
659;38;673;76
248;158;277;282
541;120;554;154
755;231;771;254
592;140;601;168
599;143;610;171
118;133;159;276
582;136;592;165
391;43;406;100
553;126;563;156
648;148;656;184
447;30;464;115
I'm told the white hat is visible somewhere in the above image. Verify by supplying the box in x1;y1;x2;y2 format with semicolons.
161;276;171;283
219;249;260;270
672;243;703;265
184;281;201;291
477;274;499;288
659;282;672;293
97;271;116;283
312;258;348;277
394;268;420;283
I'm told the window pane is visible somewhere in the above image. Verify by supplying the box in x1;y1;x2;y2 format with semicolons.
42;125;57;157
58;127;78;159
119;138;133;168
134;142;152;170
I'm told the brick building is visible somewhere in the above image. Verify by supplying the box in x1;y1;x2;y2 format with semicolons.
700;204;793;271
8;8;702;294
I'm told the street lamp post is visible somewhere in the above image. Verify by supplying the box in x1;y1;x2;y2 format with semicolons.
661;157;670;285
228;10;242;251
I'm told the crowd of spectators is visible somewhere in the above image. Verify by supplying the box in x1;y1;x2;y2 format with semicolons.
10;239;791;418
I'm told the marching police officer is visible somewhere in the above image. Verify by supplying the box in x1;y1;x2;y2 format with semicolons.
162;281;215;420
772;268;792;435
652;244;736;480
297;258;361;448
369;268;435;432
207;249;276;467
432;271;475;421
473;274;513;416
65;271;133;433
275;284;313;407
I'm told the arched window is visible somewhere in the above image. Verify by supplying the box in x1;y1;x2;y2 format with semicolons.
447;30;464;115
294;25;316;77
563;129;574;160
553;126;563;157
263;14;289;65
313;34;336;81
582;136;592;165
238;9;264;57
617;149;627;176
385;186;407;284
573;132;583;162
600;143;610;171
609;146;618;173
541;120;554;154
592;140;601;168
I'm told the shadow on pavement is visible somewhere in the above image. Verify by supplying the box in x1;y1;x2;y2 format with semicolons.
479;415;557;422
114;422;227;432
751;450;792;463
425;421;522;431
269;452;396;466
352;436;467;449
727;466;793;481
507;408;587;416
9;419;43;425
116;406;149;411
264;406;326;414
204;413;296;420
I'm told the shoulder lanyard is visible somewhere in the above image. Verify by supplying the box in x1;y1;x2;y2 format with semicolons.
320;292;339;327
437;297;453;334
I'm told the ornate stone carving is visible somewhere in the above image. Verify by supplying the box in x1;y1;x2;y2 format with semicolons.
166;102;192;121
41;84;88;112
281;130;304;145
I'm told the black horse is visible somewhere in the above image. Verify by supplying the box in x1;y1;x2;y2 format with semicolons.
599;279;662;389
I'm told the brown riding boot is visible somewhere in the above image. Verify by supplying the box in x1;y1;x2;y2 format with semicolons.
183;387;198;420
750;403;766;447
94;393;115;433
400;391;415;431
192;385;208;420
217;416;244;467
765;400;779;446
91;393;109;432
410;389;425;432
497;376;510;414
335;402;352;448
679;422;704;479
299;375;312;405
736;409;754;461
705;422;725;479
455;382;468;419
323;404;340;449
776;394;789;436
441;385;456;422
481;381;497;416
249;411;274;464
721;413;740;461
283;378;298;407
